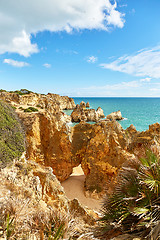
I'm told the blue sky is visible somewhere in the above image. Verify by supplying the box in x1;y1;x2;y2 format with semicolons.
0;0;160;97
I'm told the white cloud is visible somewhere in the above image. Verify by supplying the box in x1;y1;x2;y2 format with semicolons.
43;63;51;68
150;88;160;92
140;77;151;82
87;56;98;63
3;58;30;67
61;80;145;97
0;31;38;57
119;4;127;8
0;0;125;56
100;45;160;78
84;81;140;91
60;79;160;97
105;2;125;28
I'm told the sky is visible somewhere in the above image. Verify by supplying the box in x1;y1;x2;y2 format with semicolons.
0;0;160;97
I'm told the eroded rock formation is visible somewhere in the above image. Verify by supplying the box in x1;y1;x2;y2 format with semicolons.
106;110;123;121
0;91;76;110
71;104;105;122
86;102;90;108
1;91;160;198
72;121;136;197
0;155;98;239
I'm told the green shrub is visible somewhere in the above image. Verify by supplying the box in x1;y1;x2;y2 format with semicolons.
24;107;38;112
0;89;7;92
18;106;24;110
36;104;43;109
0;101;25;167
99;151;160;239
9;89;33;95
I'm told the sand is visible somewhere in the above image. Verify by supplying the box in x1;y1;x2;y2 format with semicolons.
61;165;102;212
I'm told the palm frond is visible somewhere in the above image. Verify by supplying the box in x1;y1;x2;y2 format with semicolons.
100;151;160;239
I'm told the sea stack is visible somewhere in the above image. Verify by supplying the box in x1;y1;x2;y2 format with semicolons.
106;110;123;121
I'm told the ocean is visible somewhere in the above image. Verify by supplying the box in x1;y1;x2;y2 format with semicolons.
65;98;160;132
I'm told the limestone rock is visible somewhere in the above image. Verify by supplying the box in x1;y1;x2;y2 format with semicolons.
128;122;160;159
0;91;76;110
72;121;136;197
86;102;90;108
80;101;86;108
106;110;123;121
2;91;160;198
19;109;160;197
96;107;105;118
47;93;76;110
19;112;73;182
0;158;98;239
71;105;105;122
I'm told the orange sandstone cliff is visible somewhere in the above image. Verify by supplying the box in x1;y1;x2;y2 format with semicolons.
1;91;160;198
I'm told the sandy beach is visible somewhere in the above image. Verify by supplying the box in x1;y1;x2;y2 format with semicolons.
61;165;102;212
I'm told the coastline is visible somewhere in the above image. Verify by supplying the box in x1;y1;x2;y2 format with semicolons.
72;97;160;131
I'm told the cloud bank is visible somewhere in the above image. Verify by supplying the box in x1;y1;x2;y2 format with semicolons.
0;0;125;56
100;46;160;78
64;79;154;97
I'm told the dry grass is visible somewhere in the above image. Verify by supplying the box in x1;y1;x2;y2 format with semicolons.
0;160;67;240
0;158;100;240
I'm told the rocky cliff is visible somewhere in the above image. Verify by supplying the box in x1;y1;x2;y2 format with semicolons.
1;91;160;199
0;155;98;239
106;110;123;121
0;96;99;240
71;104;105;122
0;91;76;110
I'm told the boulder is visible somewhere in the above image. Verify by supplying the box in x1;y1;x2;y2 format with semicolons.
86;102;90;108
106;110;123;121
80;101;86;108
96;107;105;118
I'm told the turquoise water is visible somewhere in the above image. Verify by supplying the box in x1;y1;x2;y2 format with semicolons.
68;98;160;132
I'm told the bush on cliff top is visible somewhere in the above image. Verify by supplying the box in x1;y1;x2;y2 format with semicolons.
9;89;33;95
0;100;25;167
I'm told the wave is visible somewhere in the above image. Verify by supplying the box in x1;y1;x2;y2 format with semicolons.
66;122;73;126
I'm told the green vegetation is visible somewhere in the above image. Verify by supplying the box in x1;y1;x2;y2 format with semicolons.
0;89;7;92
36;104;41;108
18;106;24;110
9;89;33;95
0;100;25;167
100;151;160;239
3;212;65;240
36;104;43;109
44;216;65;240
24;107;38;112
5;214;15;240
